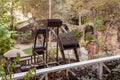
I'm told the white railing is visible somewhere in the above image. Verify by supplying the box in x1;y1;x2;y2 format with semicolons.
0;55;120;80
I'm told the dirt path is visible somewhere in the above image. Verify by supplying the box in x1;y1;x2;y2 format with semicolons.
14;43;33;57
15;43;33;50
14;42;89;61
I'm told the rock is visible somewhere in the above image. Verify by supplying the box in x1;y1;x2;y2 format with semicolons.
114;49;120;55
80;47;88;61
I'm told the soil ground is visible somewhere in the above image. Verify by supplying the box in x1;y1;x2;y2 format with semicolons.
15;43;33;50
15;42;120;61
15;42;88;61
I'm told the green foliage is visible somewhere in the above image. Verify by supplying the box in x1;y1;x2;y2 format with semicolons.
69;0;120;26
93;52;108;59
19;0;48;18
23;48;32;54
71;29;83;40
18;31;31;43
93;54;100;59
96;23;106;31
111;64;120;79
70;0;84;12
85;32;94;41
0;27;16;55
81;41;89;47
0;54;20;80
81;16;89;25
0;59;7;80
24;68;36;80
95;15;106;31
0;0;11;28
96;16;103;23
109;14;115;19
112;64;120;73
48;47;56;57
0;0;20;29
97;38;104;45
9;54;20;79
0;54;36;80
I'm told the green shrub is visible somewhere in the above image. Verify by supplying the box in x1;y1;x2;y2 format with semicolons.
96;23;106;31
81;41;89;47
18;31;31;43
112;64;120;79
0;54;36;80
85;32;94;41
0;54;20;80
0;27;16;55
95;15;106;31
48;48;56;57
81;16;89;25
71;29;83;40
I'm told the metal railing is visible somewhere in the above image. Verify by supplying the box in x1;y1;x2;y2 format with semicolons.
0;55;120;80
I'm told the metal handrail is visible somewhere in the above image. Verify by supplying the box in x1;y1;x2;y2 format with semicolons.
0;55;120;80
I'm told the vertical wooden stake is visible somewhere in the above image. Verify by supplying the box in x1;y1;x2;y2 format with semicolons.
45;73;48;80
49;0;52;19
99;63;103;80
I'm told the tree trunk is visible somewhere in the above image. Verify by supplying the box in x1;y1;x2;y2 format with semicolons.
49;0;52;19
91;8;100;53
78;12;81;26
10;0;14;30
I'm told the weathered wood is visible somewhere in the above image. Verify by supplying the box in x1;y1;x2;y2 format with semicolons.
99;63;103;80
58;32;79;50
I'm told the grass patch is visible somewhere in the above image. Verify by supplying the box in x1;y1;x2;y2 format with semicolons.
23;48;32;55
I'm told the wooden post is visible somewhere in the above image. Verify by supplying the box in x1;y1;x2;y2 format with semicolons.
10;0;14;30
49;0;52;19
45;73;48;80
78;12;81;26
46;28;49;63
99;62;103;80
56;27;59;61
48;0;52;63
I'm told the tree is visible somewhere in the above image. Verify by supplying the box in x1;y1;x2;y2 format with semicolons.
0;0;20;30
19;0;48;19
69;0;120;52
0;27;16;55
67;0;120;25
0;0;11;28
